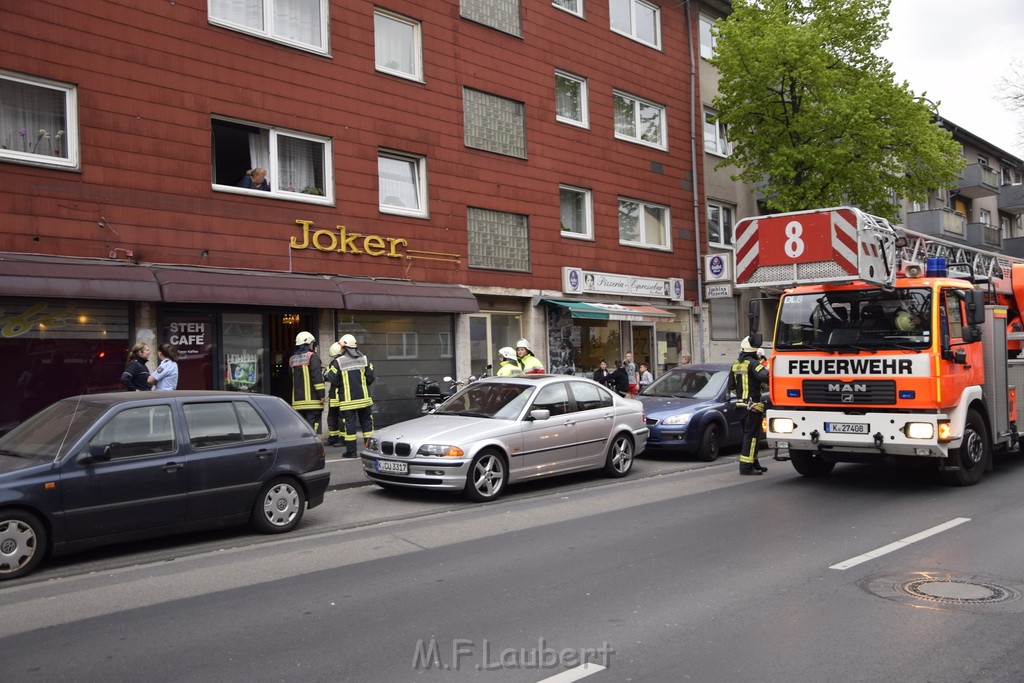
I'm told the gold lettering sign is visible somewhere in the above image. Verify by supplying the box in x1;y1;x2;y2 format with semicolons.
289;220;460;263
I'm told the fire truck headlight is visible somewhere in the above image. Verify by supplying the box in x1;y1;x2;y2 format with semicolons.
769;417;795;434
903;422;934;440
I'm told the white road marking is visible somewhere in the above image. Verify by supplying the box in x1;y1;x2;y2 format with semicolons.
829;517;971;570
536;663;607;682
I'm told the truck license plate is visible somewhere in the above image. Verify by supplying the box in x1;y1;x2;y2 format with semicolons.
376;460;409;474
825;422;869;434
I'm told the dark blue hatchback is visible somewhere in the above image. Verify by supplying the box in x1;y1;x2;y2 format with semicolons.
0;391;330;581
636;364;744;461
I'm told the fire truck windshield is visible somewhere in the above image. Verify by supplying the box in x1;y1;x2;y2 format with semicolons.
775;288;932;351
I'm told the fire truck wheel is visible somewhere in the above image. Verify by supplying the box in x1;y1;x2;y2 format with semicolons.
697;424;721;461
789;449;835;477
940;409;989;486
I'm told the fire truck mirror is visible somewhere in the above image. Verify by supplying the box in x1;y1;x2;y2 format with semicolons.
747;300;761;344
963;289;986;326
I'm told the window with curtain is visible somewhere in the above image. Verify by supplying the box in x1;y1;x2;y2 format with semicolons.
708;201;734;247
379;150;427;217
618;197;669;249
613;91;666;149
553;0;582;17
375;10;422;81
209;0;327;53
1;71;78;168
560;185;592;239
211;118;332;203
555;71;588;127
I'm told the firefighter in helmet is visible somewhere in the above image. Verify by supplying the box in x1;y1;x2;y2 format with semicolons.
290;331;325;434
324;333;375;458
496;346;524;377
729;336;769;475
515;338;546;374
324;342;344;446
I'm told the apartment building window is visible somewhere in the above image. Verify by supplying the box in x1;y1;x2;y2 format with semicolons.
609;0;661;49
703;108;730;156
0;71;78;169
707;201;734;247
209;0;328;53
553;0;583;17
375;10;423;81
379;150;427;217
461;0;522;37
464;88;527;158
619;197;670;249
1001;215;1012;240
211;118;332;202
560;185;593;239
978;155;989;168
699;15;716;59
613;91;666;149
555;71;588;127
467;207;531;272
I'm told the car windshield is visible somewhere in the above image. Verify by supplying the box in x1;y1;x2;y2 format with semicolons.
643;369;727;399
0;398;107;461
436;383;536;419
775;287;932;351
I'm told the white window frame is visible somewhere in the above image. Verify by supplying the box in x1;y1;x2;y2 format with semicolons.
703;107;730;157
559;184;594;240
208;0;329;54
707;201;734;248
374;9;423;82
553;0;584;18
613;90;667;150
386;332;418;359
609;0;661;49
699;15;716;60
0;70;79;169
555;70;589;128
211;117;333;205
378;150;428;218
618;197;671;250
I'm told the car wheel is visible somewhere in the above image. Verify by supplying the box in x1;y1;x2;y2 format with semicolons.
697;423;721;462
0;510;47;581
790;449;835;477
463;450;507;502
940;409;989;486
251;477;306;533
603;433;634;478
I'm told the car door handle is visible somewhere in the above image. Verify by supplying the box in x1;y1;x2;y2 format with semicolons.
563;420;576;426
163;461;184;472
256;449;272;458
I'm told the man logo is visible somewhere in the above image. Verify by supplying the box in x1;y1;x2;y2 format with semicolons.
828;383;867;393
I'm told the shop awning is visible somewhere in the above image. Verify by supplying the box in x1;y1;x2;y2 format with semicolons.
545;299;676;322
152;267;345;309
0;254;162;301
334;277;479;313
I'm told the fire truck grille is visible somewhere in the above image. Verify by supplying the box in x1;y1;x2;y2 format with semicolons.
802;379;897;405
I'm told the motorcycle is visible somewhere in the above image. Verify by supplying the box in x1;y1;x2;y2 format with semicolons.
415;365;493;414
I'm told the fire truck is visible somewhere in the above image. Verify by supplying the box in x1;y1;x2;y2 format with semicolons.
733;206;1024;485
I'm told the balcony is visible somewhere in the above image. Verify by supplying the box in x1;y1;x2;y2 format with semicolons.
953;163;1000;199
965;222;1001;249
998;183;1024;214
905;208;966;242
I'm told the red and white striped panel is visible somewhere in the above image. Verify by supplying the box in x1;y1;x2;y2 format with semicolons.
733;217;759;285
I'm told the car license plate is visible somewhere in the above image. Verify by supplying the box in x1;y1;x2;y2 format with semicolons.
376;460;408;475
825;422;869;434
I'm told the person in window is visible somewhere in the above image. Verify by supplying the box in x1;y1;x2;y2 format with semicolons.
238;167;270;191
148;343;179;390
121;342;151;391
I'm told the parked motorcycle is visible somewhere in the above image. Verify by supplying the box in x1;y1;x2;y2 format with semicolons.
415;364;493;413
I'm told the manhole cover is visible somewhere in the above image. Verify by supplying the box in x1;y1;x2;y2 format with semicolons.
861;572;1024;612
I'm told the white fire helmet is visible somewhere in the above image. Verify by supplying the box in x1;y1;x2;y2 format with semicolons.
756;348;767;359
328;342;342;357
340;334;358;348
515;338;531;351
498;346;517;362
295;331;316;346
740;336;756;353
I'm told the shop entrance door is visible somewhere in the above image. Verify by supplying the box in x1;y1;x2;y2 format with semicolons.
631;325;654;368
268;313;315;404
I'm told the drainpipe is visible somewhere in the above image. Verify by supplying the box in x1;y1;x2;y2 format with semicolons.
683;1;706;362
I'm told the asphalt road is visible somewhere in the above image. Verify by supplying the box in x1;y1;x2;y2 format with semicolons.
4;450;1024;682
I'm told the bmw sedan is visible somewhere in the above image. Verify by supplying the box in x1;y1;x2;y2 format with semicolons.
361;375;648;501
637;364;745;461
0;391;330;581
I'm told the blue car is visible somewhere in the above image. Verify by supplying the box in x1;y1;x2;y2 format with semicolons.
637;364;745;461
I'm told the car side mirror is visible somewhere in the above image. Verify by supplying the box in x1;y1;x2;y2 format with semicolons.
527;408;551;421
81;444;111;464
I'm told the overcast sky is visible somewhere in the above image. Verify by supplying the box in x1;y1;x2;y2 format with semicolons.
878;0;1024;159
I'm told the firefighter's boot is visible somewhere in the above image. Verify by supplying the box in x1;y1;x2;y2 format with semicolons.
753;459;768;473
739;463;762;476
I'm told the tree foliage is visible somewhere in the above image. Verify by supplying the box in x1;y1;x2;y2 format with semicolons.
710;0;964;218
997;59;1024;141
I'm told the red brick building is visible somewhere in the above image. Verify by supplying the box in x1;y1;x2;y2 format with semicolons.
1;0;703;426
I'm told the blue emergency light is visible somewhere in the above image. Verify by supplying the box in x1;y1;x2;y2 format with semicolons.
925;257;947;277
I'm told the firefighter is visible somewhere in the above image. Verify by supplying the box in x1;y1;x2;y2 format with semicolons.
515;338;546;374
324;341;344;446
290;331;325;434
496;346;524;377
729;336;769;475
325;334;375;458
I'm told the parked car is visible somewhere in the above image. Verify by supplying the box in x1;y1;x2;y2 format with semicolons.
361;375;648;501
0;391;330;581
637;364;746;461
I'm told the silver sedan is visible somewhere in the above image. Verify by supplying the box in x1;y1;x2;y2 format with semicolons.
361;375;648;501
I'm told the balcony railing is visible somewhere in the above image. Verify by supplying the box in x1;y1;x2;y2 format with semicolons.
998;183;1024;214
966;222;1001;249
953;163;1000;199
905;208;966;241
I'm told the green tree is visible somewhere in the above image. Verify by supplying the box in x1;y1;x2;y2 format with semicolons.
710;0;963;218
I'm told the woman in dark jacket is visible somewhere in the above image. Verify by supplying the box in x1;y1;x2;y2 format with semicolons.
121;342;151;391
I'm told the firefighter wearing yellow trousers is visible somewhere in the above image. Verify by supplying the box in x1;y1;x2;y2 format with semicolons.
325;334;375;458
729;337;769;475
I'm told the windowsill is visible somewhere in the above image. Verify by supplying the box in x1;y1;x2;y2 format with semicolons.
1;152;79;171
619;241;672;252
561;231;595;241
552;4;585;19
707;242;734;250
214;185;335;206
381;206;429;219
614;134;667;152
610;27;662;51
375;66;425;84
208;19;329;57
556;116;590;129
705;150;731;160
